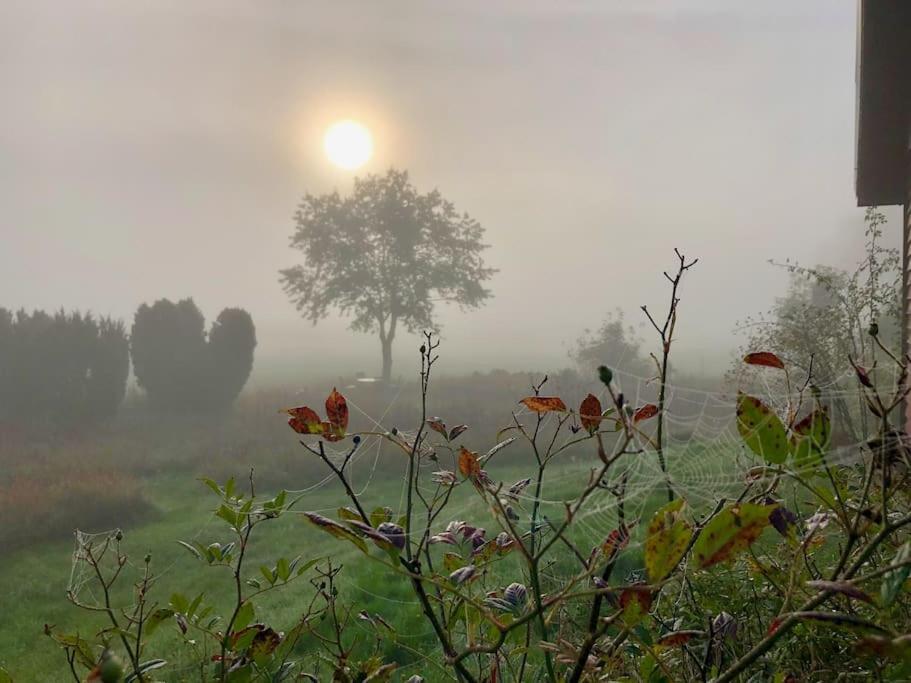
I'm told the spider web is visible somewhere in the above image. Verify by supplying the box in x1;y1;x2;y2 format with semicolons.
65;366;873;668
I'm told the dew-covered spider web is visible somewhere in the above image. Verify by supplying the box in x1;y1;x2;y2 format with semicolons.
65;363;875;678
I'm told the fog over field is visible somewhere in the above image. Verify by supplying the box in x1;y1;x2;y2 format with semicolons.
1;0;899;383
4;3;911;682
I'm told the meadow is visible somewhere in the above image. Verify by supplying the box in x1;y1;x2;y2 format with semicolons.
0;371;736;681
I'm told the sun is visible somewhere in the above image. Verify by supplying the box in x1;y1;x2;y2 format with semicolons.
323;120;373;170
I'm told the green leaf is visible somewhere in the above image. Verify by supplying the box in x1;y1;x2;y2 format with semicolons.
644;498;693;582
881;542;911;607
200;477;223;497
736;393;789;464
0;667;12;683
216;504;241;530
144;608;175;637
369;507;392;528
276;557;290;582
234;600;255;632
177;540;202;560
693;503;774;569
260;565;276;586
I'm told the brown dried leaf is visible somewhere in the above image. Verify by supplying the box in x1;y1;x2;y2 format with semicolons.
579;394;602;433
458;447;481;478
520;396;568;414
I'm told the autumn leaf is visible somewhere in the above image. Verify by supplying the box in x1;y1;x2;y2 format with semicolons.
325;388;349;434
633;404;659;423
693;503;774;569
458;447;481;478
520;396;568;413
657;630;703;647
579;394;602;433
644;498;692;582
736;393;789;464
601;524;630;559
426;417;448;438
744;352;785;370
285;406;324;435
619;585;653;625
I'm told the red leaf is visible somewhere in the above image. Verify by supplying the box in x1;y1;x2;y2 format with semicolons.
285;406;323;435
325;388;349;432
579;394;603;433
633;404;659;423
520;396;568;413
744;352;785;370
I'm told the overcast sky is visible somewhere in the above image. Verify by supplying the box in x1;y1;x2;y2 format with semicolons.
0;0;899;383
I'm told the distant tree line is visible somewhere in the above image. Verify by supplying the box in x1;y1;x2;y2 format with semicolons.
0;298;256;430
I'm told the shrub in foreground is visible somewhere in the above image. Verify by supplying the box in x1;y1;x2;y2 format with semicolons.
45;253;911;682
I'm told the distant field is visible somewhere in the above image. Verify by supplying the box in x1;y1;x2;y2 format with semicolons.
0;430;741;682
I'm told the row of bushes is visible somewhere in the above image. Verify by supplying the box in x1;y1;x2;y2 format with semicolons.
0;298;256;430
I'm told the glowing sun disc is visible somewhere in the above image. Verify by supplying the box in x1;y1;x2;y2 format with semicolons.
324;120;373;170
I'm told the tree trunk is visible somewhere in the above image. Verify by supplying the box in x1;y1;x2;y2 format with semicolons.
381;336;393;382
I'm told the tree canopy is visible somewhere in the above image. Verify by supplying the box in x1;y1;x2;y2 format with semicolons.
280;168;495;380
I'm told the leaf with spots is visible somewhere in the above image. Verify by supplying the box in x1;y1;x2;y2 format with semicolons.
644;498;692;582
736;393;789;464
520;396;567;414
579;394;602;433
325;388;348;437
693;503;774;569
285;406;324;436
458;447;481;479
743;352;785;370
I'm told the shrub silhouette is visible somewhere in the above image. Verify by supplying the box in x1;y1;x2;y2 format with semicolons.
0;308;129;428
130;298;256;410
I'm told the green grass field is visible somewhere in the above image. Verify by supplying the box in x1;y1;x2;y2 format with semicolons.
0;433;737;682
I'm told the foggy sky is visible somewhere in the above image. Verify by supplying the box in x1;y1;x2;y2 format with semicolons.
0;0;899;384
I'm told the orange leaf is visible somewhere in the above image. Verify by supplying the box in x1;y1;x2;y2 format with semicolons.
325;388;349;432
744;352;785;370
458;447;481;478
633;404;659;423
520;396;567;413
579;394;603;433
